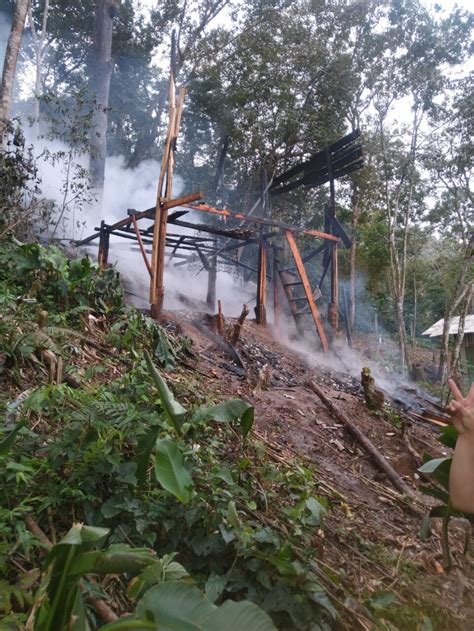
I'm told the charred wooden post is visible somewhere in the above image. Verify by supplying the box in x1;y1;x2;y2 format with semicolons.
206;252;217;311
97;220;110;269
272;246;280;333
255;233;267;325
361;367;385;411
285;230;329;352
326;150;338;331
342;285;352;347
217;300;225;334
150;31;186;320
230;304;250;345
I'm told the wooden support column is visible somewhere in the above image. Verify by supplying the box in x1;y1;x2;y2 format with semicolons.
272;246;280;332
97;220;109;269
285;230;329;352
207;252;217;311
255;233;267;325
150;30;187;320
326;149;338;330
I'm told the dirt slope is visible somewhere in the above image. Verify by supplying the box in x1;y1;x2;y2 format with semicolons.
163;310;474;628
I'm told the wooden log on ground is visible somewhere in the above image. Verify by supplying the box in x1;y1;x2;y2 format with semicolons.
193;321;246;371
230;304;250;345
306;380;415;497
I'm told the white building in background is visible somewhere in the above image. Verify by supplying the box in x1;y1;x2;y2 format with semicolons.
422;315;474;380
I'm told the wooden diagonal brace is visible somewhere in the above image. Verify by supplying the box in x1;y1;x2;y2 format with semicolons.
131;214;152;276
285;230;329;352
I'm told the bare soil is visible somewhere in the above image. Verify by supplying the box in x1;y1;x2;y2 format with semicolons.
163;311;474;629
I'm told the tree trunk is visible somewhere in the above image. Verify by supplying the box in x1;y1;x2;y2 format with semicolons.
28;0;49;136
89;0;117;194
450;283;472;380
126;89;167;169
395;295;409;369
438;238;473;382
411;274;417;349
0;0;29;147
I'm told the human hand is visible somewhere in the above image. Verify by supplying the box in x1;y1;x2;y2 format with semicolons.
447;379;474;436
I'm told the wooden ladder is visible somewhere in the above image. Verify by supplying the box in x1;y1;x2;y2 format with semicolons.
276;231;329;352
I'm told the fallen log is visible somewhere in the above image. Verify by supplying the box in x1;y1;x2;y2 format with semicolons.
306;381;415;498
193;321;247;372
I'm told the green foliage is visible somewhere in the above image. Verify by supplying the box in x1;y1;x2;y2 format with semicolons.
108;580;277;631
0;122;45;239
194;399;255;438
0;249;338;629
144;350;186;435
26;523;275;631
0;241;124;317
154;439;194;504
417;429;472;567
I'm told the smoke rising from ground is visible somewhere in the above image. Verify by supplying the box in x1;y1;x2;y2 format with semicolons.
21;121;423;401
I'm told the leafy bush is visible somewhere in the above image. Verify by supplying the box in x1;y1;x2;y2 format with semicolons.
418;426;472;566
0;242;338;629
1;353;335;629
0;121;48;240
0;241;124;316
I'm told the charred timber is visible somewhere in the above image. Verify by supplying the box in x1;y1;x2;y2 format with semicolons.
271;129;361;187
169;218;257;241
181;204;339;242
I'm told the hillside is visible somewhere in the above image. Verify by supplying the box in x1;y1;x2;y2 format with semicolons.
0;241;473;630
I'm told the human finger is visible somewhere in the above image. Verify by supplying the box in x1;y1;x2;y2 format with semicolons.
447;399;461;415
465;383;474;404
448;378;463;402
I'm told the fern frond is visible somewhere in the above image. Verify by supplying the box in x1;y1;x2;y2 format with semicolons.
12;330;60;356
44;326;105;349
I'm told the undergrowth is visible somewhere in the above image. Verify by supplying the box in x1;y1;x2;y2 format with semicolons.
0;241;336;629
0;241;463;630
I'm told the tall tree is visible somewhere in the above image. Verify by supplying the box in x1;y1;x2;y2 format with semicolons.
27;0;49;131
0;0;29;147
89;0;117;194
425;73;473;382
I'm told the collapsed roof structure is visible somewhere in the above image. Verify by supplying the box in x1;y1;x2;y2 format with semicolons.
77;36;363;353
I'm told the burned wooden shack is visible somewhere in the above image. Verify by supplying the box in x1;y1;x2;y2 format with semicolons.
77;41;363;353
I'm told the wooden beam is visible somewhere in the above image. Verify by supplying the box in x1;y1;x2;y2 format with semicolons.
207;253;217;311
285;230;329;352
181;203;339;242
273;246;280;333
150;77;186;318
326;162;338;331
131;214;152;276
169;218;253;241
307;381;415;497
163;191;203;211
255;234;267;325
